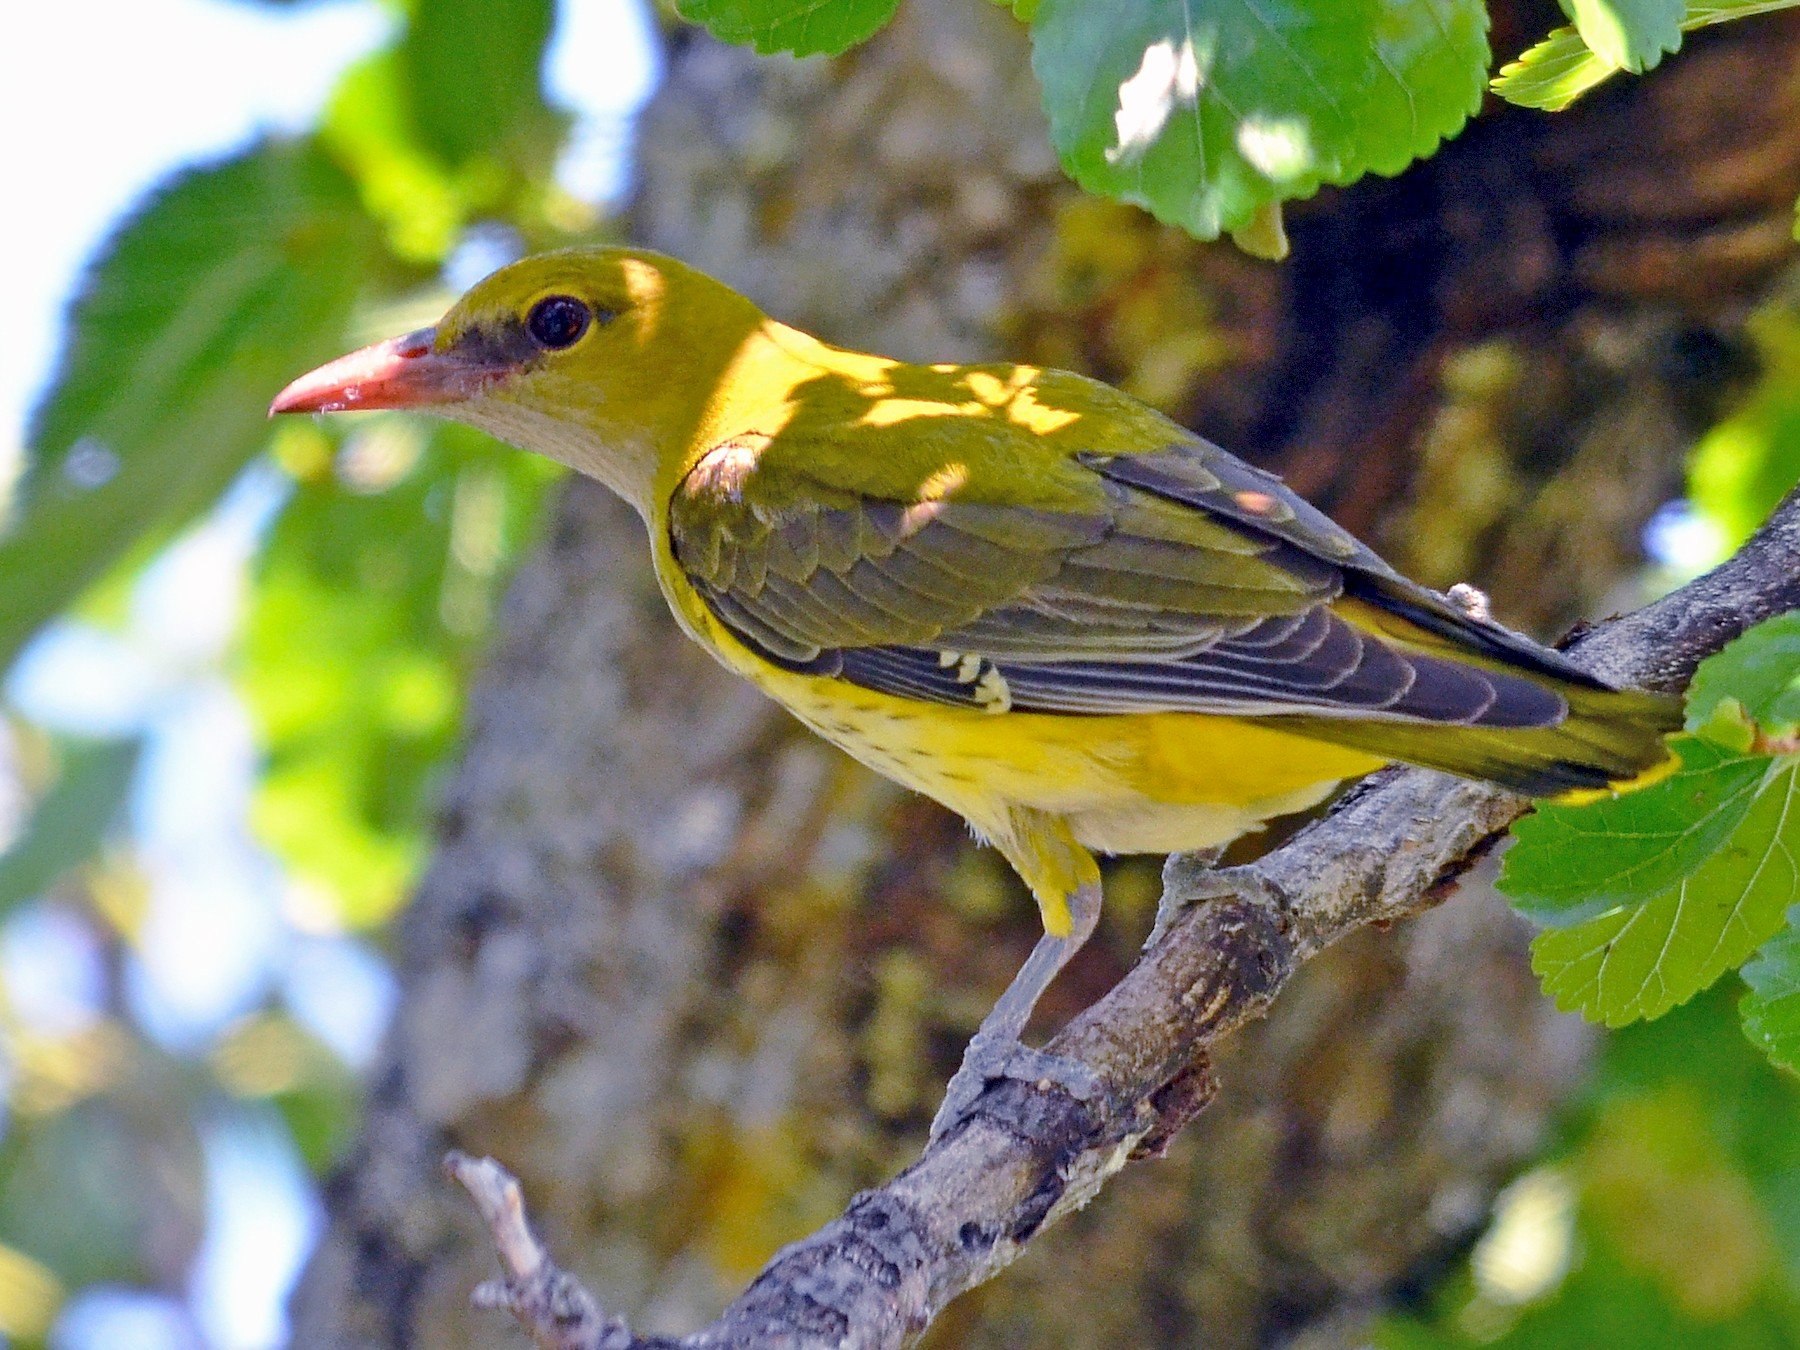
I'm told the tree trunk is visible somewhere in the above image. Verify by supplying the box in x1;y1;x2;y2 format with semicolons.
287;5;1800;1345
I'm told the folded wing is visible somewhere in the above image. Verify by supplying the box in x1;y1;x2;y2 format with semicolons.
669;431;1602;733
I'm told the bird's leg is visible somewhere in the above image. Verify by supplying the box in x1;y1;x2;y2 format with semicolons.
929;877;1105;1139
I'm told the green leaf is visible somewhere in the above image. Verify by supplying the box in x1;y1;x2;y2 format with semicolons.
322;52;466;263
243;421;555;927
4;140;379;671
673;0;901;57
1687;613;1800;742
399;0;558;168
1531;759;1800;1026
1559;0;1683;73
1029;0;1490;242
0;739;143;917
1490;27;1615;111
1495;1;1800;111
1500;737;1768;926
1741;918;1800;1073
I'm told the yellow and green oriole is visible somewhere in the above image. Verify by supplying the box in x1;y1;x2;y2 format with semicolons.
275;247;1676;1132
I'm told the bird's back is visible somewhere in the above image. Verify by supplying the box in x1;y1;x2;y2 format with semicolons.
653;340;1676;845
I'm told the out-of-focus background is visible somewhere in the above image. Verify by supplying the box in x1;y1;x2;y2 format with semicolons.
2;2;653;1343
2;2;1799;1347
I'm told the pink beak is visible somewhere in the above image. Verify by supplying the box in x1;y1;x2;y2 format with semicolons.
270;328;502;415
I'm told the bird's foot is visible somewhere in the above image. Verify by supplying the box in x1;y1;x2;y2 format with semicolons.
928;1030;1103;1140
1149;855;1283;948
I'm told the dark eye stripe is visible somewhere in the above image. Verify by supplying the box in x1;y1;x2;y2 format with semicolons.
526;295;592;349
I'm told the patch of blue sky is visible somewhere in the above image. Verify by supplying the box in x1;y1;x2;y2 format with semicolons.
126;682;288;1053
7;464;291;736
1642;497;1729;579
550;0;665;203
8;467;294;1052
188;1108;323;1350
283;935;398;1072
5;626;164;740
52;1288;204;1350
1;904;108;1038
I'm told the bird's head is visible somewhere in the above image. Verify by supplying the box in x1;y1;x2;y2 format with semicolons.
272;246;778;513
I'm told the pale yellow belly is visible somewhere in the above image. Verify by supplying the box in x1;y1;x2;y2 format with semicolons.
761;665;1384;854
654;554;1387;857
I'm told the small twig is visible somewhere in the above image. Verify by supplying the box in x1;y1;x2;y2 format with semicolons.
448;488;1800;1349
444;1152;637;1350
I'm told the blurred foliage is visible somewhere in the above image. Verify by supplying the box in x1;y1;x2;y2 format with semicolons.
0;0;576;1337
325;0;571;262
2;142;380;670
1376;986;1800;1347
0;737;141;919
210;1011;366;1170
245;419;556;926
674;0;900;57
1690;291;1800;557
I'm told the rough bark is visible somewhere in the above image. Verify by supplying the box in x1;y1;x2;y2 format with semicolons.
288;4;1800;1346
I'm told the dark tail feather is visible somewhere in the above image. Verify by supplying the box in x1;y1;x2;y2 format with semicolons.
1273;681;1681;796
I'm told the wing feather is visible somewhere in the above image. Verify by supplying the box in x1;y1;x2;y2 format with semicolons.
670;428;1586;731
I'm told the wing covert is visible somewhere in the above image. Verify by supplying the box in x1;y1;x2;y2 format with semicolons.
668;428;1584;732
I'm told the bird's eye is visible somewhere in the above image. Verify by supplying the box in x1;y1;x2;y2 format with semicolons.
526;295;592;350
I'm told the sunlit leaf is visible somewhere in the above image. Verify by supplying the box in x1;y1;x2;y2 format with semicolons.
1530;758;1799;1026
1029;0;1489;242
1741;920;1800;1073
4;140;379;670
0;739;142;918
1506;619;1800;1028
1559;0;1683;73
674;0;901;56
1495;0;1800;110
1491;28;1614;112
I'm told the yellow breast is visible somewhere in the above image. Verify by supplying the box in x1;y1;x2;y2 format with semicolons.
651;538;1383;853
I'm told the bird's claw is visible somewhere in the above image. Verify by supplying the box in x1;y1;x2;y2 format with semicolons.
1149;855;1283;947
928;1031;1104;1139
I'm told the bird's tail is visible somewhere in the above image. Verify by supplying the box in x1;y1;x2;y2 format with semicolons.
1276;677;1680;796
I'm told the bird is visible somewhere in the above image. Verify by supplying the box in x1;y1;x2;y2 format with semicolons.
273;246;1677;1135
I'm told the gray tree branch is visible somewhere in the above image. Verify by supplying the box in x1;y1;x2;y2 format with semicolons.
454;491;1800;1350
